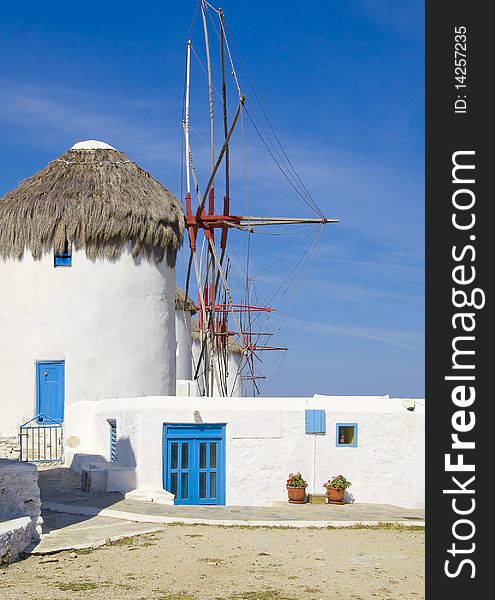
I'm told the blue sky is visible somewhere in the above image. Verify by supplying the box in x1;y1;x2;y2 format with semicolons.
0;1;424;398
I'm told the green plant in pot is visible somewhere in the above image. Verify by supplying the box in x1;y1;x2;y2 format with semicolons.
286;472;308;504
323;474;352;504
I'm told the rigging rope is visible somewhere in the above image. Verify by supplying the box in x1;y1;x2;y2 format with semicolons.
188;36;322;218
182;3;331;395
243;105;323;218
222;17;325;218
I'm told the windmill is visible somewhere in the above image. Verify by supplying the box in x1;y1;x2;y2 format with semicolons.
181;1;338;396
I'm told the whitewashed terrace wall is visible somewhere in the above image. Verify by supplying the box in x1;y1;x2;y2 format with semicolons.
0;247;176;437
64;396;424;509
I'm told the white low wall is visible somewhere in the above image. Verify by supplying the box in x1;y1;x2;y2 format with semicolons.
0;517;35;564
0;459;42;562
64;395;425;509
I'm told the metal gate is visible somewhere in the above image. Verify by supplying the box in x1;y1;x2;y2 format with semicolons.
19;414;63;462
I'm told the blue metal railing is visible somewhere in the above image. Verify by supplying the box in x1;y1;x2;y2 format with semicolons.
108;419;117;462
19;414;63;462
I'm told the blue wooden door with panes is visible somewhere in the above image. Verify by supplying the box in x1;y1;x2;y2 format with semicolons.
164;424;225;505
36;361;65;423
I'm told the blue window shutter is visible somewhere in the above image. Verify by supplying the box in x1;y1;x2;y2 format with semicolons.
305;409;326;434
54;253;72;267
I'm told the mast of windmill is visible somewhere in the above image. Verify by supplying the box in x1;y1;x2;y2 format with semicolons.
182;1;338;397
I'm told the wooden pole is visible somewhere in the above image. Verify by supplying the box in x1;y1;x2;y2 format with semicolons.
219;9;230;199
184;40;192;195
196;96;245;219
201;0;215;171
240;217;338;226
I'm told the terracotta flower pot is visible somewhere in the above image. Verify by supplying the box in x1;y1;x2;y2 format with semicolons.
326;487;345;504
287;486;307;504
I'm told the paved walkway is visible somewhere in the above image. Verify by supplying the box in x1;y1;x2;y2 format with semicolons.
42;496;424;526
32;510;163;554
32;466;424;554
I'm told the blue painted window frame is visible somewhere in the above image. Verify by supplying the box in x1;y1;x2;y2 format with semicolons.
54;252;72;267
53;252;72;267
108;420;117;462
305;409;326;434
336;423;358;447
54;240;72;267
35;360;65;424
163;424;226;506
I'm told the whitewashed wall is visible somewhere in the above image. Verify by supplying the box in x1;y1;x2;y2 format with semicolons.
64;395;425;508
0;248;176;437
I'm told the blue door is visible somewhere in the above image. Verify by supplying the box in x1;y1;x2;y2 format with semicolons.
36;361;65;423
164;424;225;505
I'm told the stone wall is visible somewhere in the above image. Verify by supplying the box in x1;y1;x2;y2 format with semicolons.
0;437;20;460
0;459;42;563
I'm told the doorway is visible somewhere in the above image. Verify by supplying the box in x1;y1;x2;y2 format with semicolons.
35;360;65;423
163;424;226;505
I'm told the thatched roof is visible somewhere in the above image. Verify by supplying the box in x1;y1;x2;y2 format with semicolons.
191;319;244;356
0;141;184;266
175;287;197;314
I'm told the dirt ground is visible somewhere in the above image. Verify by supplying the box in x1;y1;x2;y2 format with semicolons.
1;524;424;600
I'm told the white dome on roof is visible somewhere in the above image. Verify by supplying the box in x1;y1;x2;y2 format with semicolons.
71;140;117;150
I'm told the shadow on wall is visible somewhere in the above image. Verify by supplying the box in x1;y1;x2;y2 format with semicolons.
75;436;137;494
116;436;137;469
40;443;136;498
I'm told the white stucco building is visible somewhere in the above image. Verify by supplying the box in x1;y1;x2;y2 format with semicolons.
0;140;184;441
175;287;196;385
0;140;424;512
191;320;243;398
64;394;424;508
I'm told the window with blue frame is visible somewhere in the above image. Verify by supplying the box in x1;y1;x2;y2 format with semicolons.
54;241;72;267
305;409;326;434
108;419;117;462
336;423;358;447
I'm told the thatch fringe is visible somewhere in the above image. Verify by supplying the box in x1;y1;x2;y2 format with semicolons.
175;287;197;314
191;319;244;356
0;148;184;266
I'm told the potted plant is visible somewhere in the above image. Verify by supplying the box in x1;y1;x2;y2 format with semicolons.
323;474;352;504
286;472;308;504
